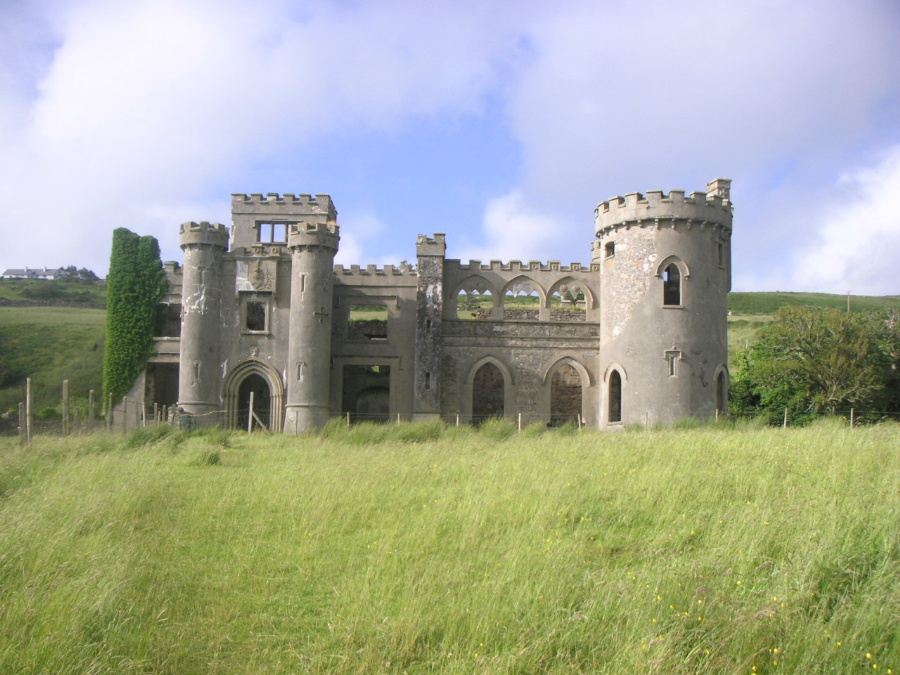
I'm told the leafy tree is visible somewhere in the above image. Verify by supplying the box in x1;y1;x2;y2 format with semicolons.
730;306;898;423
58;265;100;282
102;229;167;406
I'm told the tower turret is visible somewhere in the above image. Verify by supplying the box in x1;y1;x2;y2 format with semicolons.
595;179;732;426
178;221;229;424
284;221;340;432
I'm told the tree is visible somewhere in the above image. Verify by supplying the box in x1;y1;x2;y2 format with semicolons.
730;306;897;423
58;265;99;282
102;229;167;406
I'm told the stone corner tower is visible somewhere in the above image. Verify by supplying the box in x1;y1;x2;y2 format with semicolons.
594;179;733;427
177;220;230;425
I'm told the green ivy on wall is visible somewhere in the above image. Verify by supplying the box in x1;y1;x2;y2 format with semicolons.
102;228;167;407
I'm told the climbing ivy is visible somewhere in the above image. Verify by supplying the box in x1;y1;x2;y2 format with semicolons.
102;228;167;407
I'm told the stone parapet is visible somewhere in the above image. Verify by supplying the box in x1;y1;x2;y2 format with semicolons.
232;193;337;221
287;222;339;251
595;179;732;235
449;260;599;273
179;221;229;249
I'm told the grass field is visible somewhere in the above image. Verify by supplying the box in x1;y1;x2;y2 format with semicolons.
0;307;105;413
1;421;897;673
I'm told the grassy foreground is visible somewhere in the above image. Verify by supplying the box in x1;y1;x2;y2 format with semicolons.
0;422;897;674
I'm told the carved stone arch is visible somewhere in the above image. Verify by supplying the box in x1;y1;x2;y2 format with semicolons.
547;277;596;309
541;355;594;387
603;362;628;383
452;275;500;319
654;255;691;279
603;362;627;425
223;359;285;431
501;275;545;321
462;355;515;422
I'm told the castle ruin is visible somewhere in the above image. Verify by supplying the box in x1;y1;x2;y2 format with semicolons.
135;179;733;431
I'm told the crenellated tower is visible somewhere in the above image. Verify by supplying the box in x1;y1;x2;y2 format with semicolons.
594;179;733;426
284;221;340;432
178;221;229;424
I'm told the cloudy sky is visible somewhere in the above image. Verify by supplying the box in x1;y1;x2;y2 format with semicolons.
1;0;898;295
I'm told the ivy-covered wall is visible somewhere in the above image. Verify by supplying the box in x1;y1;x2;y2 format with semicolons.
102;228;167;407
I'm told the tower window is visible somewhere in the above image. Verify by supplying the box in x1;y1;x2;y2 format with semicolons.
717;241;725;268
608;370;622;423
605;241;615;258
663;264;681;306
245;300;268;332
257;222;290;243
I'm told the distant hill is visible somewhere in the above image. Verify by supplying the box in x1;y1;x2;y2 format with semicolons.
0;278;107;308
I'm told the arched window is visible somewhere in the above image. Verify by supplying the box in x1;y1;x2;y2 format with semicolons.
550;363;582;426
663;264;681;306
716;370;727;415
608;370;622;423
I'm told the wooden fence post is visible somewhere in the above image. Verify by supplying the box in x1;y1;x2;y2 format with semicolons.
88;390;95;427
62;379;69;436
18;402;25;445
107;393;113;431
26;377;32;444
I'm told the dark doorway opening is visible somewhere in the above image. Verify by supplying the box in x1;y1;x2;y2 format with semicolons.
342;365;391;422
473;362;504;423
238;373;271;431
550;363;582;426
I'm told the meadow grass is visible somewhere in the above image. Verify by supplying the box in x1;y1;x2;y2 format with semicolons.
0;423;897;673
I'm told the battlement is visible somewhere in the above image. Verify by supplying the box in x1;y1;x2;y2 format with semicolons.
594;179;733;234
286;221;340;251
232;193;338;221
333;264;416;277
416;233;447;257
179;221;229;249
449;259;598;273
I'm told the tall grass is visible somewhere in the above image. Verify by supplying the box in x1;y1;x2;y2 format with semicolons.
0;423;897;673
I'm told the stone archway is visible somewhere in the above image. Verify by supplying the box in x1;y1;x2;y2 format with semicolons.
223;360;284;431
472;362;505;422
550;363;582;426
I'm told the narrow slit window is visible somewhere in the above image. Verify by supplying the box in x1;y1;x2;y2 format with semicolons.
665;351;680;377
608;370;622;423
605;241;615;258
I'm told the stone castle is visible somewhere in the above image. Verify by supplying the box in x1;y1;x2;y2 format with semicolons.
133;178;732;431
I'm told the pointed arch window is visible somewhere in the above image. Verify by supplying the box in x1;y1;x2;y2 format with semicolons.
608;370;622;423
663;264;681;306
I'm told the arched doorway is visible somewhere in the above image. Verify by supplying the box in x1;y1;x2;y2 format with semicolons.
356;386;390;421
473;362;505;422
238;373;272;431
550;363;582;426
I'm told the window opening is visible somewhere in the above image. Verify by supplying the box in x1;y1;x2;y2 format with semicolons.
456;289;492;320
342;365;390;423
257;222;290;243
605;241;615;258
245;301;267;332
550;283;586;322
608;370;622;423
663;264;681;306
503;282;540;321
717;241;725;268
346;304;388;341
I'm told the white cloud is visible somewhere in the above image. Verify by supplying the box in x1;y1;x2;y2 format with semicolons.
791;145;900;295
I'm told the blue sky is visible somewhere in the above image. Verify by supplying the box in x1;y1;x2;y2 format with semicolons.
1;0;899;294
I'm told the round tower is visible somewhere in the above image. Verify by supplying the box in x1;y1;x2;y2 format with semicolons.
284;221;340;432
178;221;229;424
594;179;732;427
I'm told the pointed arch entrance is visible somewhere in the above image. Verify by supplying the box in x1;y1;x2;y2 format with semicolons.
550;363;583;426
473;362;505;422
224;360;284;431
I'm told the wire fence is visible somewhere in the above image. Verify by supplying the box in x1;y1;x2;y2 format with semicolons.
3;375;899;442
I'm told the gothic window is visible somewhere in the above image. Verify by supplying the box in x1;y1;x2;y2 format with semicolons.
663;264;681;306
503;278;541;321
550;280;587;322
608;370;622;424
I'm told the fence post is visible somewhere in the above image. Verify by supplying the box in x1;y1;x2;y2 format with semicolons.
850;408;855;428
456;414;460;427
18;402;25;445
107;393;113;431
26;377;32;444
346;411;351;427
783;407;788;429
61;379;69;436
248;391;255;433
122;396;128;433
397;413;401;425
518;412;522;432
88;390;95;426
